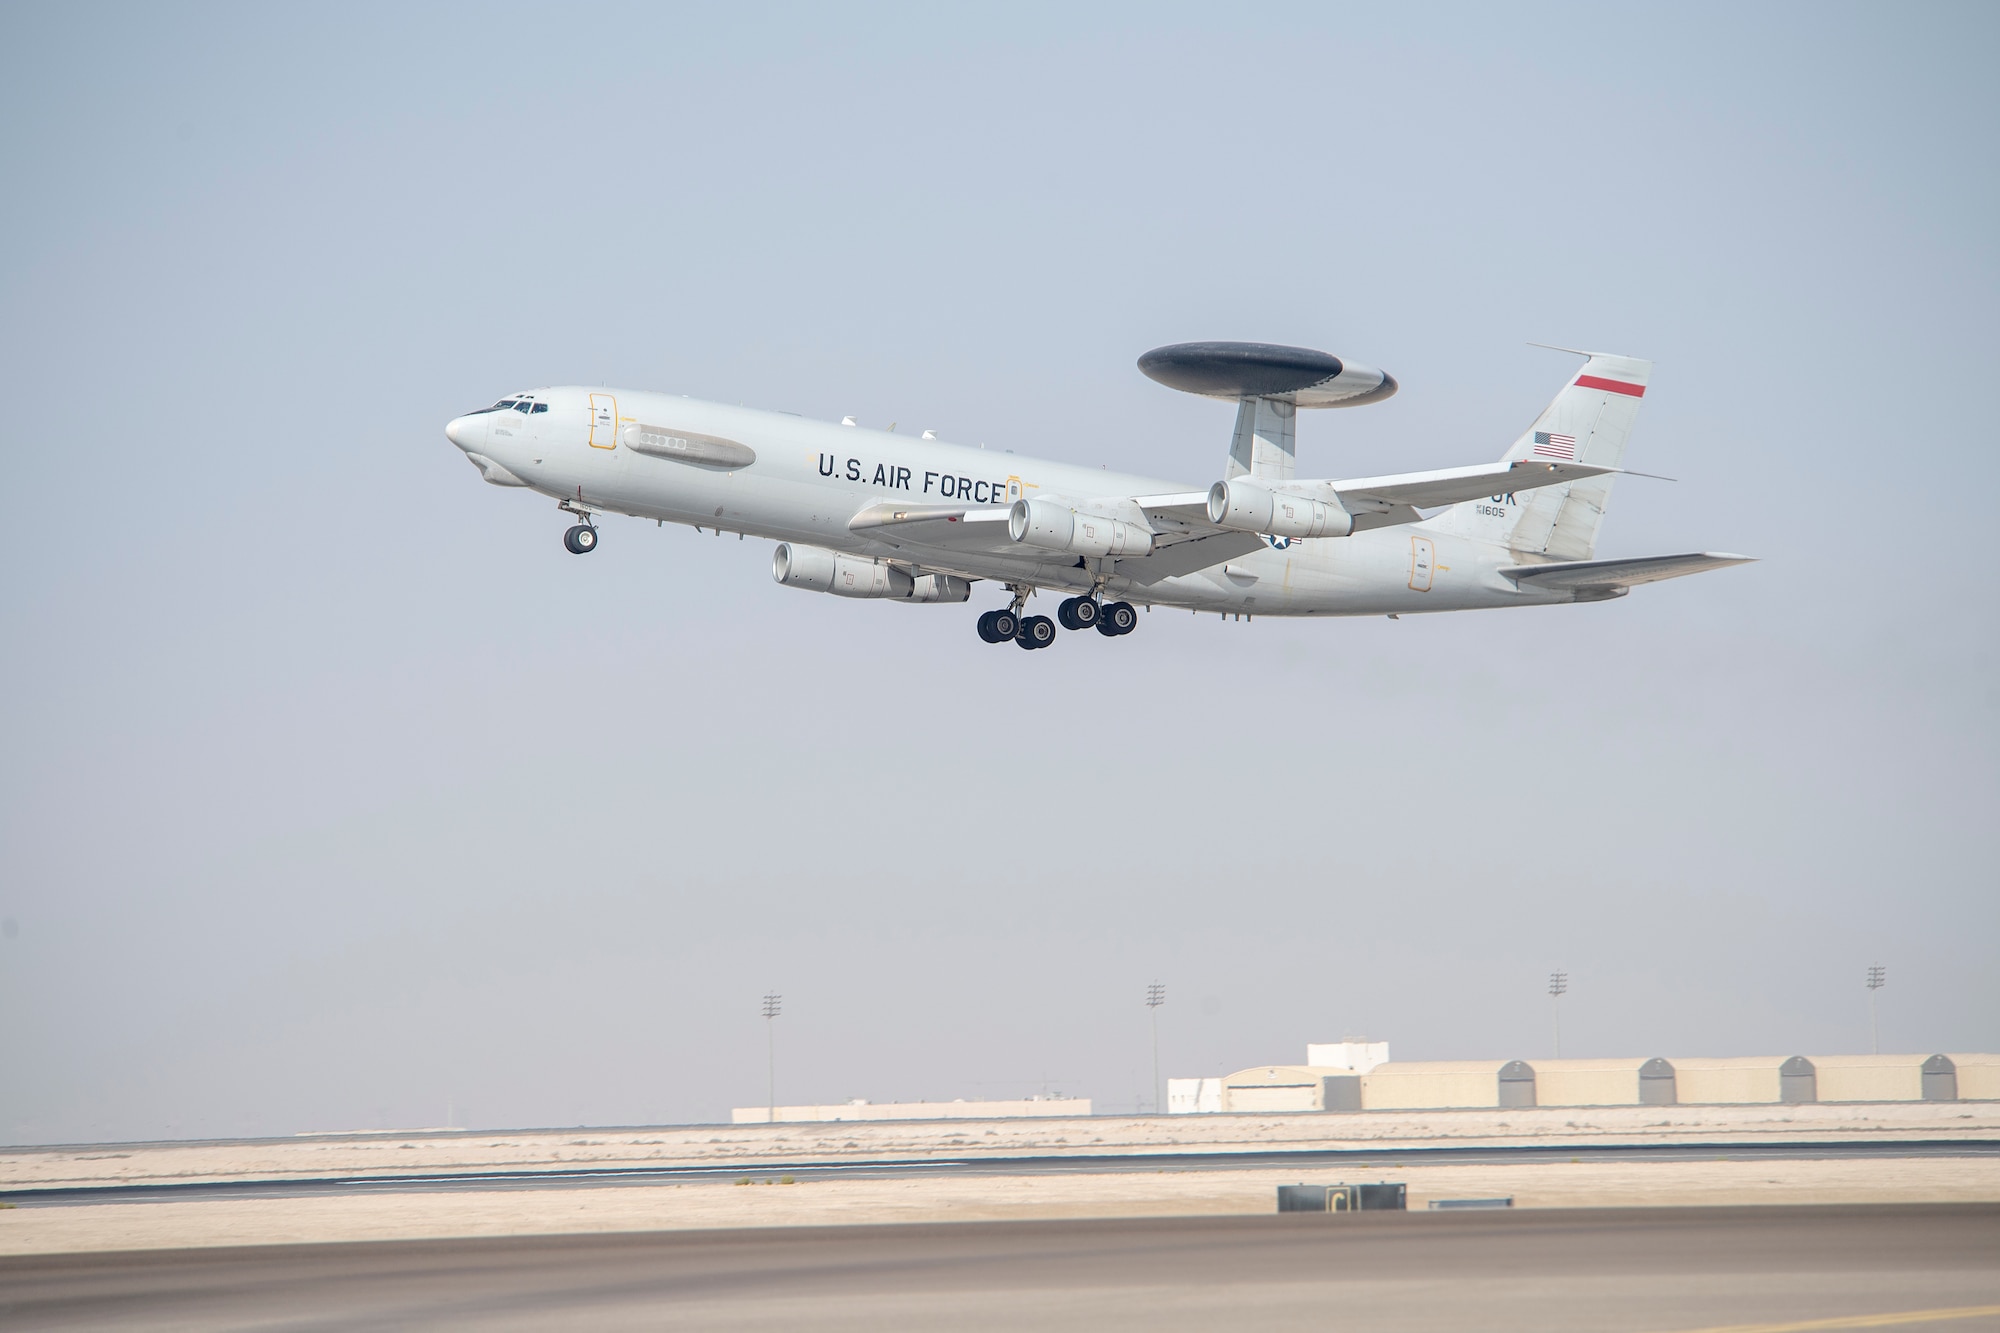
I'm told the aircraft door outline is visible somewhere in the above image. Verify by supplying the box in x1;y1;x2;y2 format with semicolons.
1408;535;1435;592
588;393;618;449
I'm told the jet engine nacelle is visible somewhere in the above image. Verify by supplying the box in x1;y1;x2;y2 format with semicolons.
772;544;970;602
1206;478;1353;540
1008;498;1154;558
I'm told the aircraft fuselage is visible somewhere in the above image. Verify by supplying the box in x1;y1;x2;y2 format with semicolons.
446;385;1568;619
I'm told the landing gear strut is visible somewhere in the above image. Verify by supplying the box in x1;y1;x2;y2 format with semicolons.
976;585;1040;647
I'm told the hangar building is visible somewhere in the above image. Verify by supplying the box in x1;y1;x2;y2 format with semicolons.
1169;1048;1999;1113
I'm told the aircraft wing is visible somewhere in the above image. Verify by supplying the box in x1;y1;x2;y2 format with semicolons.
1500;552;1755;592
849;458;1615;577
849;497;1268;577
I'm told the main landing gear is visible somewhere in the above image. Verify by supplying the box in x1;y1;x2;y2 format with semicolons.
1056;596;1098;630
977;609;1021;643
977;608;1055;648
976;591;1137;649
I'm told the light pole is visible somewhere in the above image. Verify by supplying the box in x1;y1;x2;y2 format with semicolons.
1549;971;1568;1058
762;991;782;1122
1866;965;1886;1054
1146;982;1166;1113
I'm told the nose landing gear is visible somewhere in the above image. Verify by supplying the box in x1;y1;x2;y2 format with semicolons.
558;494;600;554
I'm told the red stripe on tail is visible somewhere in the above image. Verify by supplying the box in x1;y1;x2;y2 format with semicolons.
1575;374;1646;397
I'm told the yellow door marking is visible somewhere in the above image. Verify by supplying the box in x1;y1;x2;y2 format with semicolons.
587;393;618;449
1407;535;1435;592
1659;1303;2000;1333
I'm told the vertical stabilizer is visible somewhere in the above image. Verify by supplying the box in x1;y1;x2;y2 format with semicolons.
1429;352;1652;560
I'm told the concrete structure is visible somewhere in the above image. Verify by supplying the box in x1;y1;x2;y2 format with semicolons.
1531;1058;1679;1107
1499;1060;1537;1107
1167;1078;1222;1114
1183;1048;2000;1115
1358;1062;1515;1110
1952;1054;2000;1101
1671;1056;1788;1105
1304;1040;1390;1073
731;1097;1088;1124
1218;1060;1519;1113
1809;1055;1935;1104
1218;1067;1357;1113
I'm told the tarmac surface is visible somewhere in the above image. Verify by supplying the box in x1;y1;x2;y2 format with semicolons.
9;1138;1997;1207
3;1205;1997;1332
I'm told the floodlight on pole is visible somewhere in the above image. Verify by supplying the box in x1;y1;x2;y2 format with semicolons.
762;992;782;1122
1146;982;1166;1114
1866;965;1886;1055
1548;970;1568;1058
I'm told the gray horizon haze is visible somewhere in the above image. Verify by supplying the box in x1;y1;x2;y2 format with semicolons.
1;2;1995;1143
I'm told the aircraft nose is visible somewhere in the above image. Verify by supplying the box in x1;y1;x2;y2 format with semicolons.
445;414;478;450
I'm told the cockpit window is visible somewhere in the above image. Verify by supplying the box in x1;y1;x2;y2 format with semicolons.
467;396;542;416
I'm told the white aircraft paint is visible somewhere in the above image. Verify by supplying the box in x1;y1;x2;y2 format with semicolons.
444;347;1750;644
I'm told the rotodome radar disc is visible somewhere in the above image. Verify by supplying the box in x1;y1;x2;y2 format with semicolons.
1137;341;1398;408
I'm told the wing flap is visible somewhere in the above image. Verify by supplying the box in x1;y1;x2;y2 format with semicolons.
848;501;1016;555
1115;531;1268;583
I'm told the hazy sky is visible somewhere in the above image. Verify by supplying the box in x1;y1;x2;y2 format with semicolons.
2;3;1994;1143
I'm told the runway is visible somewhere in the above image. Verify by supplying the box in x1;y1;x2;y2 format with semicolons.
3;1205;1997;1331
7;1139;1996;1207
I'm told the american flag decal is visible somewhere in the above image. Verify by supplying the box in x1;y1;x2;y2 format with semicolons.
1532;431;1577;460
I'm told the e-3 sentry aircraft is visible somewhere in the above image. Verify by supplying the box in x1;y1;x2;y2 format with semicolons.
444;342;1750;648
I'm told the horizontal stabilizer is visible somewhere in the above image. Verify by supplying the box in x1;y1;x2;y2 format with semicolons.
1500;552;1754;592
1335;459;1614;513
